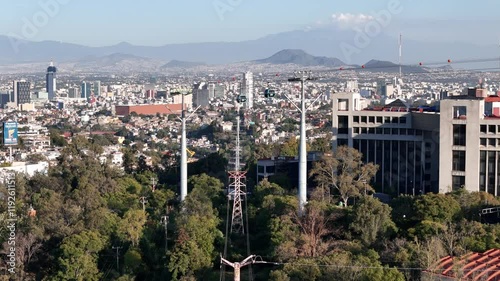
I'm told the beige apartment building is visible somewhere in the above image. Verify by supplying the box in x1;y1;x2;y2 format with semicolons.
332;89;500;196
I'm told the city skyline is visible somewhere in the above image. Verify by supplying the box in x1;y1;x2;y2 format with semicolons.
1;0;500;47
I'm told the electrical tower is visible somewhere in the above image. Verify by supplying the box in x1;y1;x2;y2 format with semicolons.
221;89;253;281
229;110;247;234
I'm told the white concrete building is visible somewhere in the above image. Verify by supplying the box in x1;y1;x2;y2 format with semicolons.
0;162;49;182
331;92;440;195
331;88;500;197
439;92;500;195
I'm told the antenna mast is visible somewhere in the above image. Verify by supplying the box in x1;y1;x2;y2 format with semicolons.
399;33;402;80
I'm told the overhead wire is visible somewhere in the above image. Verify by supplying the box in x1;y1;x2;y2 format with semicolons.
219;195;231;281
244;188;253;281
249;258;500;274
273;57;500;77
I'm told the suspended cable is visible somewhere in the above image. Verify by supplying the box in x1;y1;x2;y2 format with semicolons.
284;56;500;77
220;196;231;281
251;258;500;273
244;190;253;281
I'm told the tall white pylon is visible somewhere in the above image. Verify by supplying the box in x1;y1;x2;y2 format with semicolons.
169;89;200;202
287;71;320;216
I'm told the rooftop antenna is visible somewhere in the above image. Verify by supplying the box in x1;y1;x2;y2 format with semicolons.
399;33;402;80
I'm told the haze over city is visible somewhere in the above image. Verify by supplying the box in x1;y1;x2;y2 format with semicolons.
1;0;500;66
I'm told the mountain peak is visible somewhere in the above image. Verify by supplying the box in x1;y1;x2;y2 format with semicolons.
255;49;344;67
115;41;132;46
362;59;427;74
365;59;396;67
274;49;309;55
161;60;206;68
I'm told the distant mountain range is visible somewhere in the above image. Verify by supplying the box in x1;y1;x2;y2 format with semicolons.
70;53;163;73
1;25;499;68
0;48;458;74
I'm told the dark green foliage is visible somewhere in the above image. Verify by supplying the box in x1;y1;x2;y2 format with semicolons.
49;128;68;147
349;196;397;246
7;132;500;281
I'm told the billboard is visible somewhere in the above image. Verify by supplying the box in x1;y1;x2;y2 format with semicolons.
3;122;18;146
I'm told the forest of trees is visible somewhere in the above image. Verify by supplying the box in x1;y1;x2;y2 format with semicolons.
1;135;500;280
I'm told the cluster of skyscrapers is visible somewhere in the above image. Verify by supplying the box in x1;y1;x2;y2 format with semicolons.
1;61;57;110
81;81;101;99
1;61;109;110
192;71;254;109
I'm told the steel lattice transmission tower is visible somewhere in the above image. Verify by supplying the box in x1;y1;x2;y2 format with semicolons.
229;105;247;234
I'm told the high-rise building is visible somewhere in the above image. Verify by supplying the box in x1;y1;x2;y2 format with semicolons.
81;82;92;99
46;61;57;100
242;72;253;109
68;87;79;98
0;93;11;108
14;80;31;105
214;84;225;98
346;80;359;91
192;82;210;107
171;92;192;109
208;82;216;100
93;81;101;97
439;92;500;195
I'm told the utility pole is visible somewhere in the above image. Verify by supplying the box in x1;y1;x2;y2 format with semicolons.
151;177;157;192
221;255;271;281
287;71;318;216
139;196;147;211
112;246;122;271
161;215;168;254
180;91;188;202
221;255;255;281
169;89;201;202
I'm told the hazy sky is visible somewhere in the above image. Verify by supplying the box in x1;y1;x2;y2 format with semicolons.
2;0;500;46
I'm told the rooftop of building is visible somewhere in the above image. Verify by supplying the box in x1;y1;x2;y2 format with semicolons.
424;249;500;281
